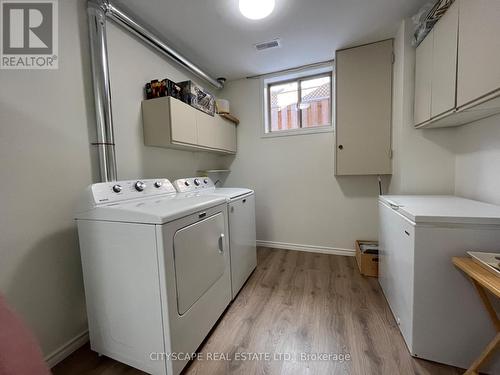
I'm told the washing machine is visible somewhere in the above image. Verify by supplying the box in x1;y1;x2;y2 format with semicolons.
75;178;231;375
173;177;257;299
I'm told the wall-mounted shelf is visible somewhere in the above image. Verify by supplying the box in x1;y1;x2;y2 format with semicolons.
198;169;230;173
219;113;240;125
197;169;230;178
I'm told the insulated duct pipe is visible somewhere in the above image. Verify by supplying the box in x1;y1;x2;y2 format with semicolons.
88;1;117;182
87;0;224;182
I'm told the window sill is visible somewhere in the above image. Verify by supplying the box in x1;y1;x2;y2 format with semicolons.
261;126;334;138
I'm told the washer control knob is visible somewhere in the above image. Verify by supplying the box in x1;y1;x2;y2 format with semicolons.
135;181;146;191
194;178;201;186
184;180;190;187
154;181;163;188
203;179;208;184
112;184;122;193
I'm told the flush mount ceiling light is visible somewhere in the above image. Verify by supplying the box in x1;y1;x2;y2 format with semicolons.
239;0;275;20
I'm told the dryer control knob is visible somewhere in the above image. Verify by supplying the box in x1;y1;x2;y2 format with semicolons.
203;179;208;184
184;181;190;187
112;184;122;193
135;181;146;191
194;178;201;186
154;181;163;188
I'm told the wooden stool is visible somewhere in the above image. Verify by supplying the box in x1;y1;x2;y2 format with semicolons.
452;257;500;375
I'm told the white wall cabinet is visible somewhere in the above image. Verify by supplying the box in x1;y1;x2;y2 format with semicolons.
169;96;198;145
431;2;458;118
457;0;500;108
142;97;236;154
215;120;237;152
196;110;216;149
335;39;393;175
414;1;458;126
414;30;433;125
414;0;500;129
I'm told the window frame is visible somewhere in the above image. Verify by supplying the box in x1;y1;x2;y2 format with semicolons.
261;66;334;138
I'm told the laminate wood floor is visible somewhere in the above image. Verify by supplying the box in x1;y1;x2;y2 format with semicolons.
53;247;462;375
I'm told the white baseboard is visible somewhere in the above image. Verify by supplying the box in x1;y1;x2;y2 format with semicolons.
256;240;355;257
45;330;89;368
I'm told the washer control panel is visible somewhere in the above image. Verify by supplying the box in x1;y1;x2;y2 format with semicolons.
90;178;176;205
173;177;215;193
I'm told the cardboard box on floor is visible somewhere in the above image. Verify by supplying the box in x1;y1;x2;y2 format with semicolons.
355;240;379;277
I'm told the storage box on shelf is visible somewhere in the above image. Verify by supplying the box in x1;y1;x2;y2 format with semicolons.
414;0;500;129
142;96;237;154
177;80;216;116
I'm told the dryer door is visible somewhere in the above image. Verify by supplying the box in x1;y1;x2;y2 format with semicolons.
174;212;226;315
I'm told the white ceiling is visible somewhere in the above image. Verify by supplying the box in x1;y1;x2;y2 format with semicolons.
118;0;426;81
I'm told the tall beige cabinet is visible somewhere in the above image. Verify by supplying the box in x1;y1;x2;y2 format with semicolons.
335;39;393;176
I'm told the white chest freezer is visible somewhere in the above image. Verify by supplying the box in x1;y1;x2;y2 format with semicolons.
378;195;500;372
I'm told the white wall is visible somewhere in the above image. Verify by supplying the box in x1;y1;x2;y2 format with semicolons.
454;114;500;205
0;0;227;363
221;79;383;252
0;0;92;361
389;19;456;195
107;22;227;181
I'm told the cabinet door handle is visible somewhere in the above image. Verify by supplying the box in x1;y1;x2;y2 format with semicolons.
338;145;344;150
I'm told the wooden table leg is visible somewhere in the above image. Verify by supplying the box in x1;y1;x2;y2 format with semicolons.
464;332;500;375
464;280;500;374
472;279;500;331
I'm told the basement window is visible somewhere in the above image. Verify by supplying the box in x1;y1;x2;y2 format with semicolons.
263;67;333;137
